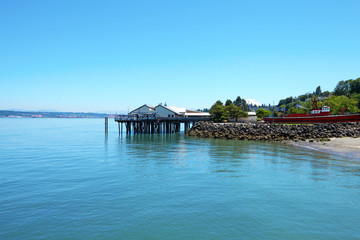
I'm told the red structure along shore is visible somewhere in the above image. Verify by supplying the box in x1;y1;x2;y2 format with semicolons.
264;98;360;123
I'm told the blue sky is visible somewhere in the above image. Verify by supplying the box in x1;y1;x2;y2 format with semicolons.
1;0;359;113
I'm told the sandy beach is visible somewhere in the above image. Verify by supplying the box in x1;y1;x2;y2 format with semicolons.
288;137;360;159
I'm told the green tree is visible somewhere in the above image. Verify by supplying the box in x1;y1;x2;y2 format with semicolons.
278;96;295;107
350;78;360;94
210;104;229;122
334;80;352;96
321;91;330;97
350;93;360;108
196;108;209;112
327;95;358;114
209;101;229;122
228;105;248;121
225;99;233;106
233;96;249;111
288;107;306;114
233;96;243;106
315;86;322;96
214;100;223;106
298;94;310;102
241;99;250;111
256;108;271;120
301;100;313;114
209;100;223;114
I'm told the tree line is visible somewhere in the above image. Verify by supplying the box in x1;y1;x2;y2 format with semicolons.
209;96;249;122
208;77;360;122
272;77;360;117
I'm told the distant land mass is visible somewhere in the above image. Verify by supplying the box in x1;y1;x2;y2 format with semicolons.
0;110;114;118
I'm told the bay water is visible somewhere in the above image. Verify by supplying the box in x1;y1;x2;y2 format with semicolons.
1;119;360;239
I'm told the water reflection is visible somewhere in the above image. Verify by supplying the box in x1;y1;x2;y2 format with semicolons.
118;134;188;161
103;134;108;162
115;133;360;188
115;134;205;178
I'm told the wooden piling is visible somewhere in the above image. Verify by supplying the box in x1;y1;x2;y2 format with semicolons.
114;116;209;135
105;117;108;135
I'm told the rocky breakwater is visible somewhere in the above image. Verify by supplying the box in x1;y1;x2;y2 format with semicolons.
187;122;360;141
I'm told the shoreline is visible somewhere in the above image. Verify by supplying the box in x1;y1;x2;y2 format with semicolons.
187;122;360;159
286;137;360;159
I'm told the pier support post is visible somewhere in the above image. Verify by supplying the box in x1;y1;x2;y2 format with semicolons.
105;117;108;135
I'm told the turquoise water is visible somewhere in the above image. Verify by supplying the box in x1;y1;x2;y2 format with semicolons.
1;119;360;239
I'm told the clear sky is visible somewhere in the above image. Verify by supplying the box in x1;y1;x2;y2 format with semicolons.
1;0;359;113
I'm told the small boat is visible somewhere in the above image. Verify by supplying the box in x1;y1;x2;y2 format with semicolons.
264;97;360;123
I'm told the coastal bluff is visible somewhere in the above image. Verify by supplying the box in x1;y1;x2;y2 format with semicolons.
187;122;360;141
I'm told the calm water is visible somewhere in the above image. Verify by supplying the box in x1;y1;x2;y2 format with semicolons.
1;119;360;239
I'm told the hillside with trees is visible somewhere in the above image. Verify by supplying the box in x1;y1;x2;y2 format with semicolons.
268;77;360;117
208;77;360;122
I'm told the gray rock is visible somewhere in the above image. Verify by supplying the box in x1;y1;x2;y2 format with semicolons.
186;122;360;142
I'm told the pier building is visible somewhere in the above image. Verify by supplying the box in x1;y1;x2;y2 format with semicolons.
115;104;210;134
128;104;155;115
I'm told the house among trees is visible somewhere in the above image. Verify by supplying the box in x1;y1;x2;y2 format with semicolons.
129;104;210;118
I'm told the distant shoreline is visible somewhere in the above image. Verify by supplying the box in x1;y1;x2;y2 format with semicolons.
0;110;114;119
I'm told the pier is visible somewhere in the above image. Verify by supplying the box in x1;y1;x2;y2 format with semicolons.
114;115;210;134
